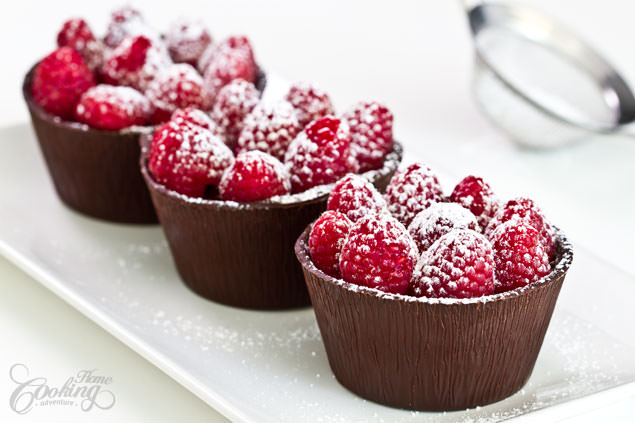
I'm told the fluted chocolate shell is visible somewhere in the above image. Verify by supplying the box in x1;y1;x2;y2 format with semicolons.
23;65;157;223
22;64;267;224
295;225;573;410
141;135;403;310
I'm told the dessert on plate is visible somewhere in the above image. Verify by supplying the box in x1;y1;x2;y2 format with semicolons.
23;7;264;223
296;168;573;410
140;93;403;309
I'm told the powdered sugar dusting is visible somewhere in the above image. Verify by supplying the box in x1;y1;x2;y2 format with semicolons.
408;202;478;252
327;173;387;222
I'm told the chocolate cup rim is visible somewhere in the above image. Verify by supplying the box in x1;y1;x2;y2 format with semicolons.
22;61;267;136
139;134;404;211
295;223;573;306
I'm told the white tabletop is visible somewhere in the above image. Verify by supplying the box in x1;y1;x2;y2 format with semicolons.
1;0;634;421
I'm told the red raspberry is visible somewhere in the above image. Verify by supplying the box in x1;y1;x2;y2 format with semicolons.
104;6;156;48
210;79;260;149
236;101;301;161
74;85;151;130
384;163;443;227
449;175;499;230
339;214;418;294
285;82;334;127
102;35;170;91
145;64;211;124
342;101;394;172
486;197;555;259
219;151;291;202
30;47;96;120
170;107;220;134
410;229;495;299
148;120;234;197
491;219;551;292
198;35;255;74
203;48;257;103
407;202;478;252
56;18;105;71
285;116;358;193
309;211;352;278
164;18;212;66
327;173;386;222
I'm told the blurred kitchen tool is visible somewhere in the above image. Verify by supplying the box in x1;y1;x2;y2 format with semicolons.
464;0;635;147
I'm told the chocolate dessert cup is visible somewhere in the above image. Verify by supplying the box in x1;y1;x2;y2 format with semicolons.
295;225;573;411
140;135;402;309
22;63;266;224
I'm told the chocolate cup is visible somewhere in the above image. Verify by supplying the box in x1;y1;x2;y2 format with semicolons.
23;65;158;224
295;226;573;411
22;64;267;224
140;135;402;309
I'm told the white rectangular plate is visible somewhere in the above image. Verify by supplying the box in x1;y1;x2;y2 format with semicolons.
2;123;635;422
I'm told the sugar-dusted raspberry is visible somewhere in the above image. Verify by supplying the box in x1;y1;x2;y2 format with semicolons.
486;197;555;259
170;107;219;134
407;202;478;252
74;85;151;130
198;35;255;74
410;229;494;299
342;101;394;172
148;120;234;197
236;101;301;161
104;6;157;48
102;35;170;91
384;163;443;227
145;64;211;124
164;18;212;66
219;151;291;202
449;175;499;230
285;82;334;127
327;173;386;222
339;214;418;294
491;219;551;292
285;116;358;193
31;47;96;120
202;48;257;103
309;211;352;278
56;18;105;71
210;79;260;149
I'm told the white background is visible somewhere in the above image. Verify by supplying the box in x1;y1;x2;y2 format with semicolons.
1;0;635;421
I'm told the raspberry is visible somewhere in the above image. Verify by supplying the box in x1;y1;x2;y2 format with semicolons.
102;35;170;91
56;18;105;71
285;116;358;193
486;197;555;259
30;47;96;120
148;120;234;197
202;48;257;103
210;79;260;149
145;64;211;124
327;173;386;222
339;214;418;294
236;101;301;161
309;211;352;278
384;163;443;227
491;219;551;292
164;18;212;66
410;229;495;299
449;176;499;230
285;82;334;127
219;151;291;202
342;101;394;172
104;6;156;48
74;85;151;130
198;35;255;74
407;202;478;252
170;107;220;134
